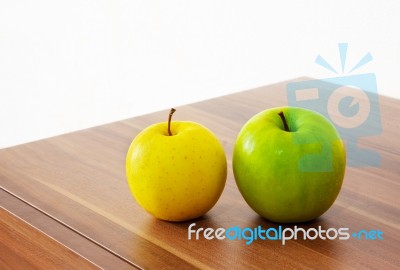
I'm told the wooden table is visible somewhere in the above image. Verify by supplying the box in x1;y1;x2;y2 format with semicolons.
1;79;399;269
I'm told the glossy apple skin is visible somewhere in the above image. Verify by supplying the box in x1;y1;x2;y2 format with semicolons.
126;121;227;222
233;107;346;223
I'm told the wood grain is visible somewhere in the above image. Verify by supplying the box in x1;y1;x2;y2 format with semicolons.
0;189;139;269
1;78;399;269
0;205;98;269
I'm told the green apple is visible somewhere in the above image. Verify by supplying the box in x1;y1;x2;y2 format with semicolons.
126;108;227;222
233;107;346;223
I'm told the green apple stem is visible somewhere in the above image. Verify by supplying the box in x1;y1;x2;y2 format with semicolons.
168;108;176;136
278;111;290;132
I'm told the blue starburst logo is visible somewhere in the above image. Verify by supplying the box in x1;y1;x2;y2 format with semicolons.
315;43;373;74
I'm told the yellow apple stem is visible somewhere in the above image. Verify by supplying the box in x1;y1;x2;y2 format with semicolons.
168;108;176;136
278;111;290;132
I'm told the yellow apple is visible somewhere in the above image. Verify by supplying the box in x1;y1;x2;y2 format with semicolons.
126;108;227;221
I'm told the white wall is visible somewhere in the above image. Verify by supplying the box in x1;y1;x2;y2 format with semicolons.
1;0;399;148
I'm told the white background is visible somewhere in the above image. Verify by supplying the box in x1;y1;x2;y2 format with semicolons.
1;0;399;148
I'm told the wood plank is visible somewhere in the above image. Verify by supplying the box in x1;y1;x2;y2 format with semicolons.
1;78;399;269
0;189;140;269
0;206;98;269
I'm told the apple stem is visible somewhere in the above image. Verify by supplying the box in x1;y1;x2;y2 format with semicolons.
168;108;176;136
278;111;290;132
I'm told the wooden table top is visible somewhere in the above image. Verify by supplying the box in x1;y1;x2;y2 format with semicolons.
1;78;399;269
